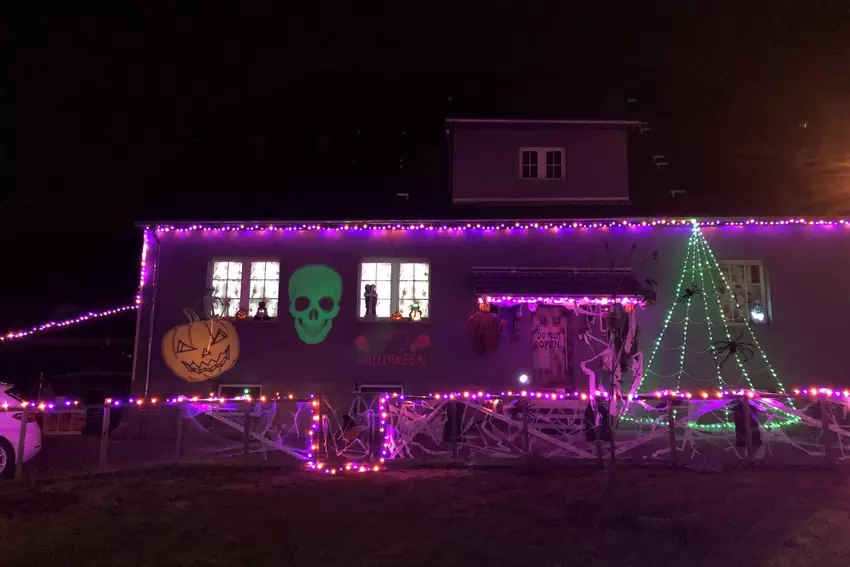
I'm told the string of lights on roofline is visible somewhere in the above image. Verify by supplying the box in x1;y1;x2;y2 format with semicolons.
148;218;850;234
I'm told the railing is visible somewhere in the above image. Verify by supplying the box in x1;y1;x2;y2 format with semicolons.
8;392;850;480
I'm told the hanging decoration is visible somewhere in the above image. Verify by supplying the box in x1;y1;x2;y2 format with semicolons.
161;309;239;382
288;265;342;344
468;310;501;356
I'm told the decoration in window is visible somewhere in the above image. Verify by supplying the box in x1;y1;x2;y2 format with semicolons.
161;309;240;382
408;302;422;322
359;261;430;321
288;265;342;345
718;262;767;324
363;284;378;320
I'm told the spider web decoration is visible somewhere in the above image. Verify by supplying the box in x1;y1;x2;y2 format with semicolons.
637;223;788;394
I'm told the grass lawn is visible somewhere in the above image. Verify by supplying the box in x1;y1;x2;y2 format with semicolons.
2;465;849;566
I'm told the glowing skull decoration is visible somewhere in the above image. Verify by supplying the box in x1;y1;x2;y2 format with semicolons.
288;265;342;344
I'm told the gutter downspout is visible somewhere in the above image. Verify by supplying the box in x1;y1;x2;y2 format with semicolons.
143;230;162;397
129;232;147;389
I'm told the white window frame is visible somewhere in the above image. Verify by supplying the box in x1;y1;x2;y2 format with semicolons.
209;258;281;319
519;147;566;180
357;259;430;321
717;259;768;325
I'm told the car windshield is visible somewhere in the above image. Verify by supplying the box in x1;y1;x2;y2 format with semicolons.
3;386;22;401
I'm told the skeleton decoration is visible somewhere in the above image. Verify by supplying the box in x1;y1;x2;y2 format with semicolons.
363;284;378;320
288;265;342;345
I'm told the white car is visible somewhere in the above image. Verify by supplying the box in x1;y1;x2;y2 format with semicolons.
0;383;42;479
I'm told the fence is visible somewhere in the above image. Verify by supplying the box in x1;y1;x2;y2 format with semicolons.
10;391;850;480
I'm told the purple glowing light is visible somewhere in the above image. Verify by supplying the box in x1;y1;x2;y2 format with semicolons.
481;295;644;307
0;305;137;342
148;218;850;235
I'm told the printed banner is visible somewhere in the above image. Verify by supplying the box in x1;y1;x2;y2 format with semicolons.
531;305;568;386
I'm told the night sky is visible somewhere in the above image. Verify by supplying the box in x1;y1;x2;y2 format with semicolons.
6;2;850;331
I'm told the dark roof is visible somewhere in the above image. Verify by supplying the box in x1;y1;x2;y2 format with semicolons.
473;268;652;298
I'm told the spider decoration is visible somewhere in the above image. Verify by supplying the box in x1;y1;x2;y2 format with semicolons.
677;284;702;304
710;332;755;368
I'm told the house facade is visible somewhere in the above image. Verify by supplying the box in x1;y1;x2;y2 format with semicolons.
131;120;850;399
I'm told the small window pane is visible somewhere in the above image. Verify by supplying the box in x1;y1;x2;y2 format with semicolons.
399;263;413;280
211;260;244;317
376;299;392;318
415;263;429;280
248;261;280;319
360;262;377;282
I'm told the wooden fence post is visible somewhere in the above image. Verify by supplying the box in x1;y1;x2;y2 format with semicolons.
667;399;677;466
15;405;30;480
99;404;111;472
243;401;251;461
741;396;754;464
175;405;184;463
819;396;832;462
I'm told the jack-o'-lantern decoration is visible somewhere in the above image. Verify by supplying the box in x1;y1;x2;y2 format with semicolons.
478;301;491;312
409;301;422;322
235;309;248;320
391;310;403;321
162;309;240;382
468;310;501;356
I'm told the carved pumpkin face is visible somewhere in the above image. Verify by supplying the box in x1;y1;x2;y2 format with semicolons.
390;311;403;321
162;309;240;382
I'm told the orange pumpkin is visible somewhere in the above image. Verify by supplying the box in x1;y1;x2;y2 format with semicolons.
390;311;403;321
478;302;491;312
162;309;240;382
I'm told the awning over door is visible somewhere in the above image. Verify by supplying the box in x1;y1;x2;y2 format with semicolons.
473;268;652;302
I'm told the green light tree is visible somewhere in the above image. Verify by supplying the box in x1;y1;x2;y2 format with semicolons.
637;223;789;395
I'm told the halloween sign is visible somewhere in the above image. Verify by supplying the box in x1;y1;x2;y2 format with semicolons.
162;309;239;382
355;329;430;366
531;305;567;385
288;265;342;344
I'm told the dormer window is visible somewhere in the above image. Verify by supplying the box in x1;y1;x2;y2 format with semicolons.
519;148;566;180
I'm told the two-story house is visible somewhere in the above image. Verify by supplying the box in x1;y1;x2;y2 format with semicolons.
131;119;848;400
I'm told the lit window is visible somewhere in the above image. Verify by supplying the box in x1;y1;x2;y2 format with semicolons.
718;261;767;325
210;260;280;319
359;261;430;320
519;147;565;180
